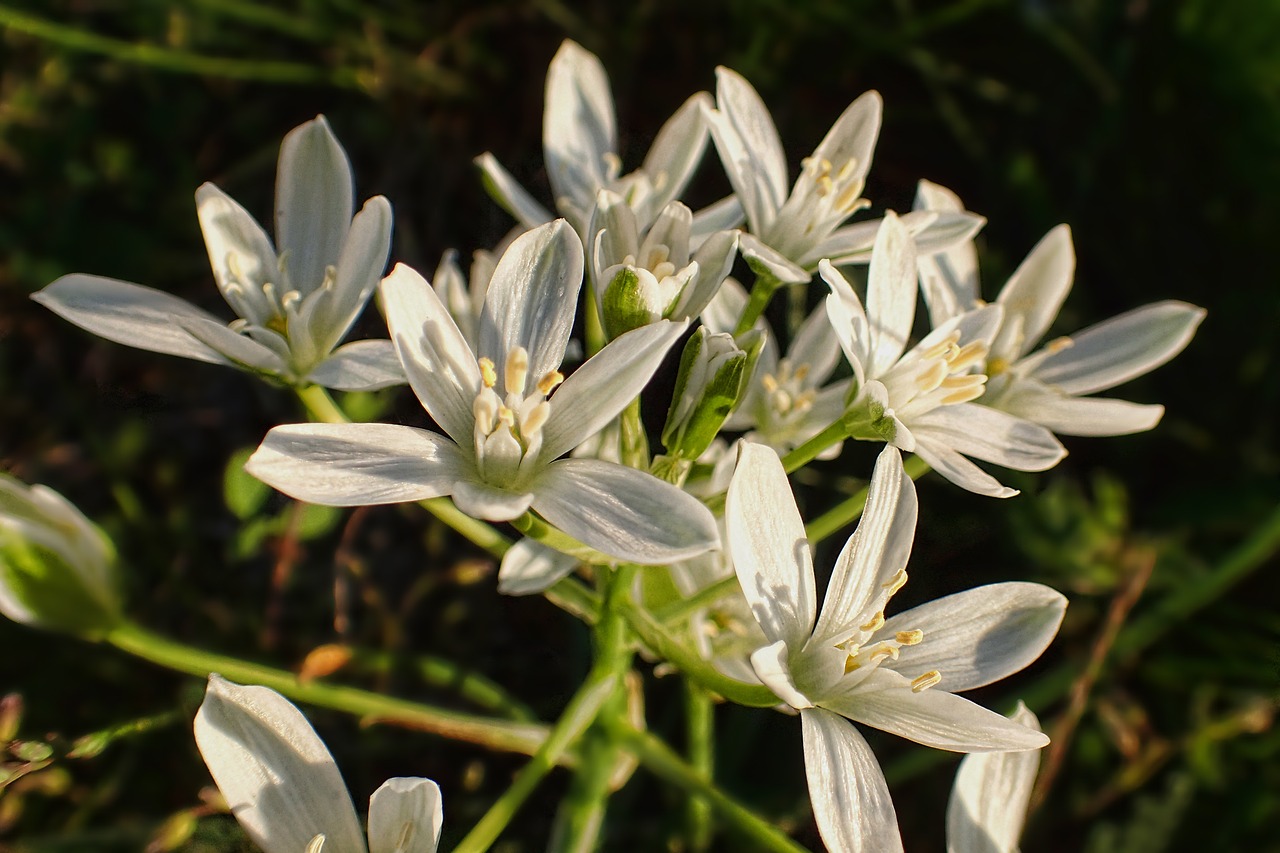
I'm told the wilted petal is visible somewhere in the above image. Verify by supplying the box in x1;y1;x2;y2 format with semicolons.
725;443;816;648
194;676;366;853
1032;301;1206;395
247;423;471;506
368;777;443;853
881;583;1066;693
33;274;230;365
479;220;584;385
533;458;719;564
307;339;405;391
909;405;1066;473
538;320;686;462
827;669;1049;753
498;538;581;596
947;703;1041;853
801;709;903;853
276;116;353;295
474;152;554;230
544;40;616;212
380;263;481;447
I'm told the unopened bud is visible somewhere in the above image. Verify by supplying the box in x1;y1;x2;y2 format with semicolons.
662;328;763;460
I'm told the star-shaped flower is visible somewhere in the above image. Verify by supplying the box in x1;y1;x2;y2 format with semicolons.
726;442;1065;852
34;116;400;391
247;220;719;565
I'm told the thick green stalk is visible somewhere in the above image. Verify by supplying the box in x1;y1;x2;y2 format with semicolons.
105;621;554;758
610;723;812;853
780;417;851;473
684;682;716;851
733;272;782;336
655;576;739;625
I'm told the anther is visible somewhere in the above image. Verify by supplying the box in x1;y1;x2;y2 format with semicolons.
911;670;942;693
478;357;497;388
860;612;885;633
844;656;862;674
1047;336;1074;354
837;158;858;180
505;348;529;396
835;183;862;213
882;569;908;596
895;629;924;646
536;370;565;396
869;643;899;661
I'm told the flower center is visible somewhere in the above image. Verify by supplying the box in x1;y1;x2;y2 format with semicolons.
760;358;816;422
472;346;563;487
880;330;989;422
826;568;941;693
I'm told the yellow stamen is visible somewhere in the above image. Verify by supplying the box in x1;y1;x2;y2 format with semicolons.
882;569;908;596
837;158;858;180
986;356;1010;377
911;670;942;693
1047;336;1073;354
844;655;861;674
860;611;885;633
478;357;497;388
537;370;565;396
895;629;924;646
505;348;529;396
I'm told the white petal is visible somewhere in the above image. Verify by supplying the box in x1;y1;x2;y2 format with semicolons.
801;709;903;853
532;459;720;564
991;225;1074;361
194;676;366;853
32;274;230;365
308;340;406;391
380;263;481;446
904;209;987;256
910;435;1018;499
738;232;811;283
690;195;746;248
881;583;1066;693
1032;301;1206;395
538;320;686;461
451;479;534;522
787;298;844;387
820;260;870;386
247;423;471;506
709;68;788;231
811;446;916;647
725;443;816;648
497;538;581;596
368;777;442;853
865;212;919;380
700;275;749;336
809;91;882;194
676;228;740;320
544;40;616;212
827;670;1049;753
947;704;1042;853
309;196;393;356
276;115;353;295
640;92;713;220
914;180;980;327
479;220;584;385
911;404;1065;473
194;183;279;322
749;640;813;710
996;379;1165;437
474;152;554;229
180;316;286;375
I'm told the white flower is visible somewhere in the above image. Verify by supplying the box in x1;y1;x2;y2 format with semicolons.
915;180;1206;437
476;40;719;238
726;442;1065;852
247;220;720;565
33;116;399;391
822;212;1066;497
702;278;850;457
195;675;441;853
707;67;984;281
947;702;1043;853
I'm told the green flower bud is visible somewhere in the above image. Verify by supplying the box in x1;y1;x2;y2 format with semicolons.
662;327;764;461
0;475;121;636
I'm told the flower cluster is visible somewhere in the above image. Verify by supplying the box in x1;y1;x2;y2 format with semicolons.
9;38;1206;853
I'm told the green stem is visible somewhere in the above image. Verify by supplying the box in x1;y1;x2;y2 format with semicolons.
347;648;537;721
610;723;811;853
620;398;651;470
780;417;851;473
545;576;602;625
804;455;930;544
453;567;635;853
511;512;616;564
105;621;554;759
655;576;739;626
0;5;360;87
684;682;715;851
733;273;782;336
619;600;778;708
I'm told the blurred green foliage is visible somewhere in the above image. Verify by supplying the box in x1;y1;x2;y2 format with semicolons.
1;0;1279;850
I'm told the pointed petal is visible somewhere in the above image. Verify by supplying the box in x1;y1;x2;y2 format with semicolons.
532;459;720;564
828;669;1049;752
544;40;616;212
910;404;1065;475
998;380;1165;437
806;209;985;268
1032;301;1206;395
881;583;1066;693
914;180;980;327
864;212;918;377
588;189;641;292
180;316;286;375
810;91;882;193
690;195;746;249
307;339;406;391
802;709;904;853
474;152;554;229
709;68;788;232
368;777;443;853
247;423;470;506
739;232;811;284
194;676;366;853
479;220;585;385
641;92;713;218
309;195;393;355
993;225;1074;360
947;703;1041;853
497;538;581;596
675;228;740;320
812;446;917;646
276;116;353;294
910;435;1018;499
33;274;230;364
451;479;534;522
539;320;685;462
194;183;279;323
820;260;870;386
380;263;481;447
725;442;816;648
